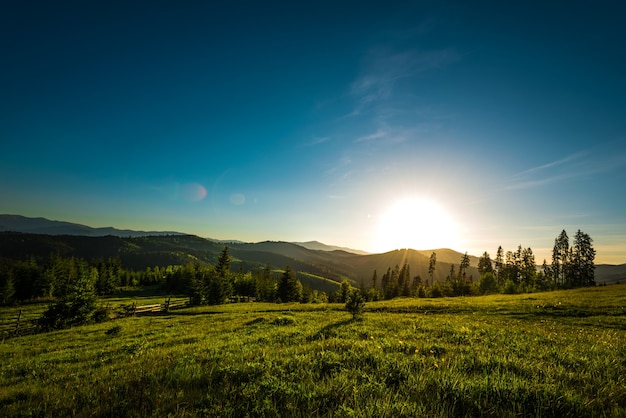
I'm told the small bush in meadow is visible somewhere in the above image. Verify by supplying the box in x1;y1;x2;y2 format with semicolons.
271;316;295;326
105;325;122;336
345;289;365;319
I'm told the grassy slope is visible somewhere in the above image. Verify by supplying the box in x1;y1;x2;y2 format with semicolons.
1;286;625;417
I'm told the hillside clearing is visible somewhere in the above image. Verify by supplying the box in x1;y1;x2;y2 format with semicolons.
1;285;624;417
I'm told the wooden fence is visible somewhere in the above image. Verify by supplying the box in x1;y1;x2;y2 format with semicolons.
128;297;189;316
0;309;39;340
1;297;189;340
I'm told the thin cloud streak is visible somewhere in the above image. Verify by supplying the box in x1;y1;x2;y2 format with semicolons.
510;151;587;179
305;136;332;146
354;129;387;143
502;173;579;191
502;151;588;191
349;47;461;114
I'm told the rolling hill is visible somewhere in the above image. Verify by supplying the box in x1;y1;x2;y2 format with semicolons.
0;214;183;237
0;232;478;287
0;215;623;287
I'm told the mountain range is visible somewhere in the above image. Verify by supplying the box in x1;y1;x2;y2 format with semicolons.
0;214;183;237
0;215;623;286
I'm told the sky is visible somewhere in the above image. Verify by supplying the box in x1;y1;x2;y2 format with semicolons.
1;0;625;264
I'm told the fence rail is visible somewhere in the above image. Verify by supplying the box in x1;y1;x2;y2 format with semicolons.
120;297;189;316
1;297;190;340
0;310;39;339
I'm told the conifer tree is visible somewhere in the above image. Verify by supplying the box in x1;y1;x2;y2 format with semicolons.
571;230;595;287
520;247;536;287
216;246;231;278
277;266;302;303
478;251;493;275
345;289;365;320
495;246;504;285
428;252;437;286
459;252;470;281
399;263;411;296
39;261;98;331
339;280;351;303
552;230;569;286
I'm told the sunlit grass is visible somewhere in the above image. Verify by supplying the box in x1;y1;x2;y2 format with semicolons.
1;285;624;416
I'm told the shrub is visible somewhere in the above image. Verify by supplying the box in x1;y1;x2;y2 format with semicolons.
38;272;98;331
93;306;112;323
502;280;519;294
345;290;365;319
105;325;122;336
478;272;499;295
271;316;296;326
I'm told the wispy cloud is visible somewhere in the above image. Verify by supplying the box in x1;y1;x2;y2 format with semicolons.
349;47;461;114
510;151;587;179
358;127;418;146
503;173;580;191
503;151;588;191
304;136;332;146
354;129;388;143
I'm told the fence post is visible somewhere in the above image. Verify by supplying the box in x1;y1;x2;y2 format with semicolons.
14;310;22;335
164;297;171;313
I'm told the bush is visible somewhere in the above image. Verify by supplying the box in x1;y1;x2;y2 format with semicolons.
38;274;98;331
429;282;444;298
105;325;122;336
345;290;365;320
93;306;113;323
271;316;296;326
478;272;499;295
502;280;519;294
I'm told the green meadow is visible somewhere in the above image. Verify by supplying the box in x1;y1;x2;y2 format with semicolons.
1;285;625;417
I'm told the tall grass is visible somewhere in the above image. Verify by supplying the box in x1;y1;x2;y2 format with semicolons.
1;285;624;417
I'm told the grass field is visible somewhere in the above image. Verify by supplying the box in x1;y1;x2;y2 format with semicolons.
1;285;625;417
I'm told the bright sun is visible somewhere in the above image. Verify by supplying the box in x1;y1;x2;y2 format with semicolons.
374;197;461;252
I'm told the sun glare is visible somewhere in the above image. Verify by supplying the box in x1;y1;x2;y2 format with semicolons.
374;197;460;252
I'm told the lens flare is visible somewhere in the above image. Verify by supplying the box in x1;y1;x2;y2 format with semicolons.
180;182;207;202
229;193;246;205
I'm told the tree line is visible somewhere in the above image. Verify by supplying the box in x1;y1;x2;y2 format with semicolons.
358;229;596;300
0;246;337;307
0;229;596;309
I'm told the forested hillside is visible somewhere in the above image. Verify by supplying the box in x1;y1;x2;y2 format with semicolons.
0;228;622;309
0;232;478;284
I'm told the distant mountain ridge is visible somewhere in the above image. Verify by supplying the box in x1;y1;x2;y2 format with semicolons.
294;241;369;255
1;215;623;286
0;214;184;237
0;215;370;255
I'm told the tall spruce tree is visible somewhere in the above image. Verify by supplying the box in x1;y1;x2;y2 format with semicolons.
520;247;536;287
571;230;595;287
428;252;437;286
552;230;569;287
277;266;302;302
399;263;411;296
478;251;493;275
206;247;233;305
459;252;471;281
495;246;504;285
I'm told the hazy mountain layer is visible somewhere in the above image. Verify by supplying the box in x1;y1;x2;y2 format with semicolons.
0;214;183;237
0;215;623;287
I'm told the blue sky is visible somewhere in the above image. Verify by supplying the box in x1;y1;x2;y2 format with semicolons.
2;1;625;263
